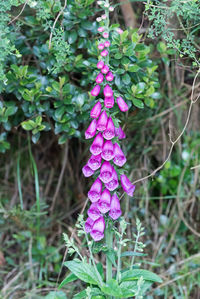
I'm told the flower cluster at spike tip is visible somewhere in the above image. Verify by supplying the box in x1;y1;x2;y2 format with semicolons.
82;1;135;242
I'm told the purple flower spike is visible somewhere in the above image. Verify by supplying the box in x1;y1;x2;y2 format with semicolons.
97;189;111;213
98;43;104;50
101;65;109;74
96;73;104;84
101;140;114;161
99;161;113;183
106;71;114;82
90;101;101;119
104;40;111;47
90;216;105;241
85;217;94;233
91;85;101;97
104;96;114;108
98;27;104;33
116;96;129;112
97;60;104;69
109;194;122;220
104;84;113;97
85;119;97;139
103;32;109;38
103;117;115;140
113;143;126;167
121;174;136;196
88;178;102;203
90;132;104;155
87;203;101;221
82;164;95;177
88;154;102;171
97;110;108;132
101;49;109;57
115;126;126;140
105;167;119;191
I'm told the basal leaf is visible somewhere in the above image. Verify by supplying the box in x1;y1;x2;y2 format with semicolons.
121;269;163;283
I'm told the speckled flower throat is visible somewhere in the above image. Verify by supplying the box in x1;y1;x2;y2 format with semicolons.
82;0;135;241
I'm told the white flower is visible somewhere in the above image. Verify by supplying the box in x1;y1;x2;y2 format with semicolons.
104;3;109;8
109;6;114;11
96;17;102;22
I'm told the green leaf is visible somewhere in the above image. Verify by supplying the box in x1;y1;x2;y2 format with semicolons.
45;291;67;299
5;106;17;117
122;73;131;85
132;98;144;109
64;260;100;285
106;249;117;267
58;273;77;289
121;251;147;257
121;269;163;283
55;106;66;120
73;290;86;299
68;30;78;44
101;280;122;297
21;120;36;130
128;64;140;72
120;281;152;297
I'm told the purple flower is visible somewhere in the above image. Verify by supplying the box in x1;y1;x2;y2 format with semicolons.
101;49;109;57
115;126;126;139
104;84;113;97
105;167;119;191
96;73;104;84
104;96;114;109
113;143;126;167
116;96;129;112
97;110;108;132
91;85;101;97
90;132;104;155
98;27;104;32
101;140;114;161
82;164;95;177
97;188;111;213
88;178;102;203
106;71;114;82
90;216;105;241
99;161;113;183
85;119;97;139
109;194;122;220
85;217;94;233
90;101;101;119
103;32;109;38
97;60;104;69
101;65;109;74
104;40;111;47
87;203;101;220
103;117;115;140
121;174;136;196
98;43;104;50
88;154;102;171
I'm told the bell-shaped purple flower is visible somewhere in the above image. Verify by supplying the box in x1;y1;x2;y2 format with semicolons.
109;194;122;220
85;217;94;233
99;161;113;183
90;216;105;241
90;101;101;119
103;117;115;140
104;96;114;108
82;164;95;177
88;154;102;171
97;110;108;132
104;40;111;47
121;174;136;196
101;140;114;161
97;60;104;69
113;143;126;167
105;167;119;191
90;132;104;155
87;203;101;221
88;178;102;203
101;65;109;74
101;49;109;57
91;85;101;97
106;71;114;82
116;96;129;112
85;119;97;139
96;73;104;84
98;43;104;50
104;84;113;97
115;126;126;140
97;188;111;213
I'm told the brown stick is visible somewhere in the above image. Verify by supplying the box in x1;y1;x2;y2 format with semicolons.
119;0;137;28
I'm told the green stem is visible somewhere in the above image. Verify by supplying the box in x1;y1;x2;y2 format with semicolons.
106;227;113;283
130;231;139;270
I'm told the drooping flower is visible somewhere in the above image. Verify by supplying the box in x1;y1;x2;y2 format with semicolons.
85;217;94;233
88;178;102;203
113;143;126;167
103;32;109;38
90;216;105;241
101;14;107;20
101;49;109;57
101;140;114;161
104;84;113;97
109;6;114;11
104;40;111;47
97;60;104;69
97;110;108;131
121;174;136;196
90;101;101;119
91;85;101;97
98;43;104;50
109;194;122;220
104;96;114;108
96;17;102;22
101;65;109;74
116;28;123;34
87;203;101;220
85;119;97;139
82;164;95;177
88;154;102;171
115;126;126;139
97;188;111;213
96;73;104;84
106;71;114;82
99;161;113;183
103;117;115;140
105;167;119;191
98;27;104;32
116;96;129;112
90;132;104;155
